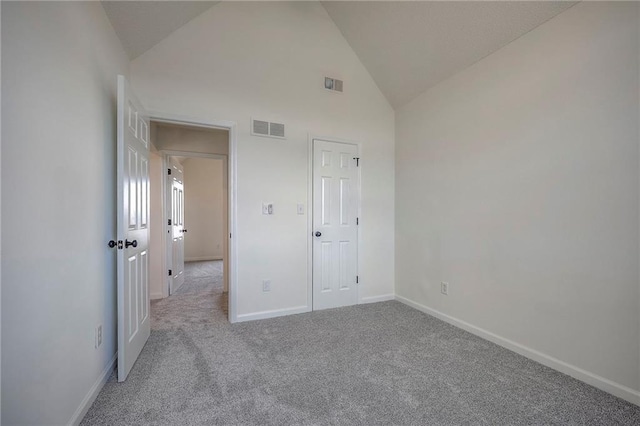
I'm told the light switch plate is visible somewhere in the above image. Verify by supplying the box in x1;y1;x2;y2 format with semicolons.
297;203;304;215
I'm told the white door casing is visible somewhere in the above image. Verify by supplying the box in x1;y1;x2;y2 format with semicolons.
312;139;359;310
117;75;151;381
169;158;185;294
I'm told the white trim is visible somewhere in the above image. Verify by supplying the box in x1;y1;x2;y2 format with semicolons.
395;295;640;407
150;292;164;300
235;305;311;323
360;294;395;304
185;256;223;262
162;150;227;161
306;136;314;311
68;353;116;426
149;112;238;323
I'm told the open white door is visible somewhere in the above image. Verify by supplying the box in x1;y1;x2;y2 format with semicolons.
117;75;150;382
168;157;185;294
312;139;359;310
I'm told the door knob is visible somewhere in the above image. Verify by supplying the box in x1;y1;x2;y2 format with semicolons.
315;231;322;237
125;239;138;248
183;229;188;233
108;240;117;248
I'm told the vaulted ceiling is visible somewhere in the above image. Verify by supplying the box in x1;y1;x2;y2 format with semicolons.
102;1;577;108
102;1;219;58
322;1;577;107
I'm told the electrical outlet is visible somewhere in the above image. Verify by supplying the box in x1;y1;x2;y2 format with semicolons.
441;282;449;295
262;280;271;292
95;324;103;349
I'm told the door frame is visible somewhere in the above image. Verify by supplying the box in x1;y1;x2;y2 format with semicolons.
307;134;363;310
150;112;238;323
162;151;229;297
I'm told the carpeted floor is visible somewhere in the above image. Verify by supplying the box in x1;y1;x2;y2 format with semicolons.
82;261;640;425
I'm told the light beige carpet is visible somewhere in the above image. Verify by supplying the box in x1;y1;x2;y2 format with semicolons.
82;261;640;425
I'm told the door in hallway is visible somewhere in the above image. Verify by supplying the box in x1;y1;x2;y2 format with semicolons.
312;139;360;310
116;75;150;381
169;157;185;294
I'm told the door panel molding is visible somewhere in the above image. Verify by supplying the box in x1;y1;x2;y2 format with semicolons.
168;157;185;294
310;136;362;311
117;75;151;382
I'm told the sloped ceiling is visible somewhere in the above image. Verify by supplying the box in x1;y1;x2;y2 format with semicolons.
322;1;577;107
103;0;577;108
101;1;219;58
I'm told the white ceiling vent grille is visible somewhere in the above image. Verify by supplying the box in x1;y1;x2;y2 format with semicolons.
324;77;344;93
252;119;286;139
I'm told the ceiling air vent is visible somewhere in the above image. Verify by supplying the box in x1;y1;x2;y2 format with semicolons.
252;119;286;139
324;77;343;93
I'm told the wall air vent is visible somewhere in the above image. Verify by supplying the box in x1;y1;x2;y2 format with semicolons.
269;122;285;138
251;119;286;139
252;120;269;136
324;77;343;93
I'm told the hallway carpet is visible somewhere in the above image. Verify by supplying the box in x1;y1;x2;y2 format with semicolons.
82;262;640;425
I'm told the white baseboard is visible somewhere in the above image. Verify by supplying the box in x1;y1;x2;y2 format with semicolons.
360;293;395;304
395;295;640;407
150;292;164;300
235;305;311;323
185;256;222;262
68;353;117;426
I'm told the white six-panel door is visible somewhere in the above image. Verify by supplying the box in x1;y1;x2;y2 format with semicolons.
117;75;150;381
313;139;359;310
169;158;185;294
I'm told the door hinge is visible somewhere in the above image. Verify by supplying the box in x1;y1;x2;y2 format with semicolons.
353;157;360;167
356;217;359;225
356;275;359;284
229;233;232;238
168;219;172;226
168;168;172;175
168;269;172;276
117;240;123;250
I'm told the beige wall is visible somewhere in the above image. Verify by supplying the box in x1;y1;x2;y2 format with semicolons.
395;1;640;401
183;158;226;262
152;122;228;155
1;2;129;424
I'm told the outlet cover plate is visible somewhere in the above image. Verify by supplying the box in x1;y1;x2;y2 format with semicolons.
441;282;449;295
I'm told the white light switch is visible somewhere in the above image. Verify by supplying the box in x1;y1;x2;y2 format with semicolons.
297;203;305;215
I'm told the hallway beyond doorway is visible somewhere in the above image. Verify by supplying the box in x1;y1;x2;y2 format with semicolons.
153;261;228;329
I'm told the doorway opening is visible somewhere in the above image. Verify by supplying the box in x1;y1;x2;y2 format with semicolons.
148;118;236;322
